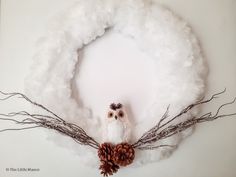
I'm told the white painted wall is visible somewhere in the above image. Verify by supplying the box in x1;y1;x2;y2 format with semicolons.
0;0;236;177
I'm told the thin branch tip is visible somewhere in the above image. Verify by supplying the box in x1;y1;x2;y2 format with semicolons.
133;89;236;149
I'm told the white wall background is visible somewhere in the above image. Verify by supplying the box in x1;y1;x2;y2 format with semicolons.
0;0;236;177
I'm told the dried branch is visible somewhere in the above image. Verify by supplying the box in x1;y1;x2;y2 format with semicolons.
137;144;177;150
0;89;235;151
0;91;64;122
132;89;236;149
0;91;100;149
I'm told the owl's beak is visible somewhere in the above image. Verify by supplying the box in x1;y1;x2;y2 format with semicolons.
115;115;118;120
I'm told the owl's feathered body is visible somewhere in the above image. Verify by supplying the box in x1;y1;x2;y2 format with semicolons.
106;119;126;143
103;103;131;144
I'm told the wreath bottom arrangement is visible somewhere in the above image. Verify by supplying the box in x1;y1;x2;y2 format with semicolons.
0;89;235;176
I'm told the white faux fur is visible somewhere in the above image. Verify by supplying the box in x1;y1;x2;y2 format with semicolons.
25;0;207;167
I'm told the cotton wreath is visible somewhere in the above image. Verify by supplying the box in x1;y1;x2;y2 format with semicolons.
23;0;207;166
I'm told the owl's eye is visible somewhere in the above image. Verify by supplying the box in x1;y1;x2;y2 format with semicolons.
108;111;113;118
118;110;124;118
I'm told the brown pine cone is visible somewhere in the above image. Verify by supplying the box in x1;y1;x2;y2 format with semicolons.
98;143;114;162
99;160;119;177
113;143;135;166
98;143;118;176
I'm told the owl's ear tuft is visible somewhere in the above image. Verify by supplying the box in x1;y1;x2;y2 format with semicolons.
110;103;123;110
116;103;123;109
110;103;117;110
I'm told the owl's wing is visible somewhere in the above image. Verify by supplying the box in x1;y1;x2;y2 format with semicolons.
123;119;132;142
101;120;108;142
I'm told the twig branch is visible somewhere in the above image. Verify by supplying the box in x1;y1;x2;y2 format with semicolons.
0;91;65;122
0;126;42;133
0;91;100;149
132;89;236;149
0;89;235;151
136;144;177;150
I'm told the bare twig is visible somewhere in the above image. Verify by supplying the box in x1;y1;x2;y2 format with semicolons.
132;89;236;149
0;89;235;151
137;144;177;150
0;91;64;122
0;91;100;149
0;126;42;133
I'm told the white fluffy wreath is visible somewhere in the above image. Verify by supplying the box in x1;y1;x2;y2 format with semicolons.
25;0;206;167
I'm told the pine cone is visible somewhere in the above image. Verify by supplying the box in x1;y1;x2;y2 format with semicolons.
98;143;114;162
98;143;118;176
113;143;135;166
99;160;119;177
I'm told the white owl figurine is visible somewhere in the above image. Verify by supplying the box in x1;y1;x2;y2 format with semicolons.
102;103;131;144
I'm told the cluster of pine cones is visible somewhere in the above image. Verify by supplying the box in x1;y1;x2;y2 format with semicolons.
98;142;135;176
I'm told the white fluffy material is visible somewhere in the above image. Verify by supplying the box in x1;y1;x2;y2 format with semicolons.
25;0;207;167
